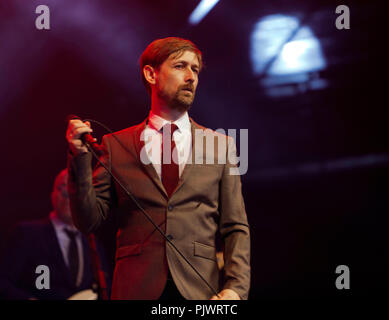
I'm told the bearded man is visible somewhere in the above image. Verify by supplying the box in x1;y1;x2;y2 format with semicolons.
66;37;250;300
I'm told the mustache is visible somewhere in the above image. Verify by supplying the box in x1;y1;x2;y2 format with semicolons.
179;85;194;92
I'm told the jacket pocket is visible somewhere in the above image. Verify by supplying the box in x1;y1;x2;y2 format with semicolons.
115;244;142;260
193;241;216;261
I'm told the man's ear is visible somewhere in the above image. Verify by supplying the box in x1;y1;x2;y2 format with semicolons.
143;65;157;86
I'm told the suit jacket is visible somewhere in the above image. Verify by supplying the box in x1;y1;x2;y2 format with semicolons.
0;217;98;300
68;117;250;300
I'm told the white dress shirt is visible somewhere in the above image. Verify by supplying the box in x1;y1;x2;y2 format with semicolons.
49;211;84;287
142;110;192;179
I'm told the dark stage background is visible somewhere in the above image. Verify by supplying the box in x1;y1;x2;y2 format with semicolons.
0;0;387;299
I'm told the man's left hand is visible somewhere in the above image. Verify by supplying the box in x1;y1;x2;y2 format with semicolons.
210;289;240;300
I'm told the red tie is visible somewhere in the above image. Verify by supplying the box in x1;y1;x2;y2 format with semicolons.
161;123;179;198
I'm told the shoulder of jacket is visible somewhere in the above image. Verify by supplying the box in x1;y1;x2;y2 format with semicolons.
103;121;145;141
191;120;231;141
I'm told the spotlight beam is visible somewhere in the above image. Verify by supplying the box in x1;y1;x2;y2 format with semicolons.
189;0;220;25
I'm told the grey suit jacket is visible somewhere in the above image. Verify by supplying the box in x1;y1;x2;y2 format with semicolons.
68;117;250;300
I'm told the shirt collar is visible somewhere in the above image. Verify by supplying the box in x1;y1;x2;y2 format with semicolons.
49;211;78;233
148;110;191;134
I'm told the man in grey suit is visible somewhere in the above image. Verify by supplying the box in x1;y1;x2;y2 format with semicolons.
66;37;250;300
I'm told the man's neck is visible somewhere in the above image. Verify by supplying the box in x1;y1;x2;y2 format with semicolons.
50;211;76;229
151;108;185;122
150;94;186;121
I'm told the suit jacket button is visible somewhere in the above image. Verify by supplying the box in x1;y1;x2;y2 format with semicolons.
167;234;173;241
168;204;173;211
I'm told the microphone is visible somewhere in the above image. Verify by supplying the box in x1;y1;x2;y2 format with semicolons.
66;114;104;156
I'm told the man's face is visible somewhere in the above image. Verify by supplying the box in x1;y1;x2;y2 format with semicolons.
155;50;200;111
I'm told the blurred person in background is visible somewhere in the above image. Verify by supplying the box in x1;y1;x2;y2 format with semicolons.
0;169;109;300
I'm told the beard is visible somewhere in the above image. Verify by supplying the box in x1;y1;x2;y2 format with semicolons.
157;86;196;112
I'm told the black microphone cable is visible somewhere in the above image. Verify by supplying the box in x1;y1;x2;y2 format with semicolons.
72;116;221;299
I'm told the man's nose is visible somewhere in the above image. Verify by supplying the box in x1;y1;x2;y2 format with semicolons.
184;68;195;82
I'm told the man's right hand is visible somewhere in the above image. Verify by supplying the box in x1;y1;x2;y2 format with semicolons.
66;119;94;155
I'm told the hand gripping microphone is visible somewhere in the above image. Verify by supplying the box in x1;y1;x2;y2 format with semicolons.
66;114;104;156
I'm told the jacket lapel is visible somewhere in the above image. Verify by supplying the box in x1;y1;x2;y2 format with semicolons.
46;219;73;286
134;118;168;199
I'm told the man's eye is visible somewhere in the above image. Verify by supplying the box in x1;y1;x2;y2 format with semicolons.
175;65;183;69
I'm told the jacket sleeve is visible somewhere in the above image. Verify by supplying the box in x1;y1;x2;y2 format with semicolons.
218;136;251;300
67;135;113;234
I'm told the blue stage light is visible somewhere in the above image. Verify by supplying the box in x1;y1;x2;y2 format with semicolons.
189;0;220;25
250;14;326;76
